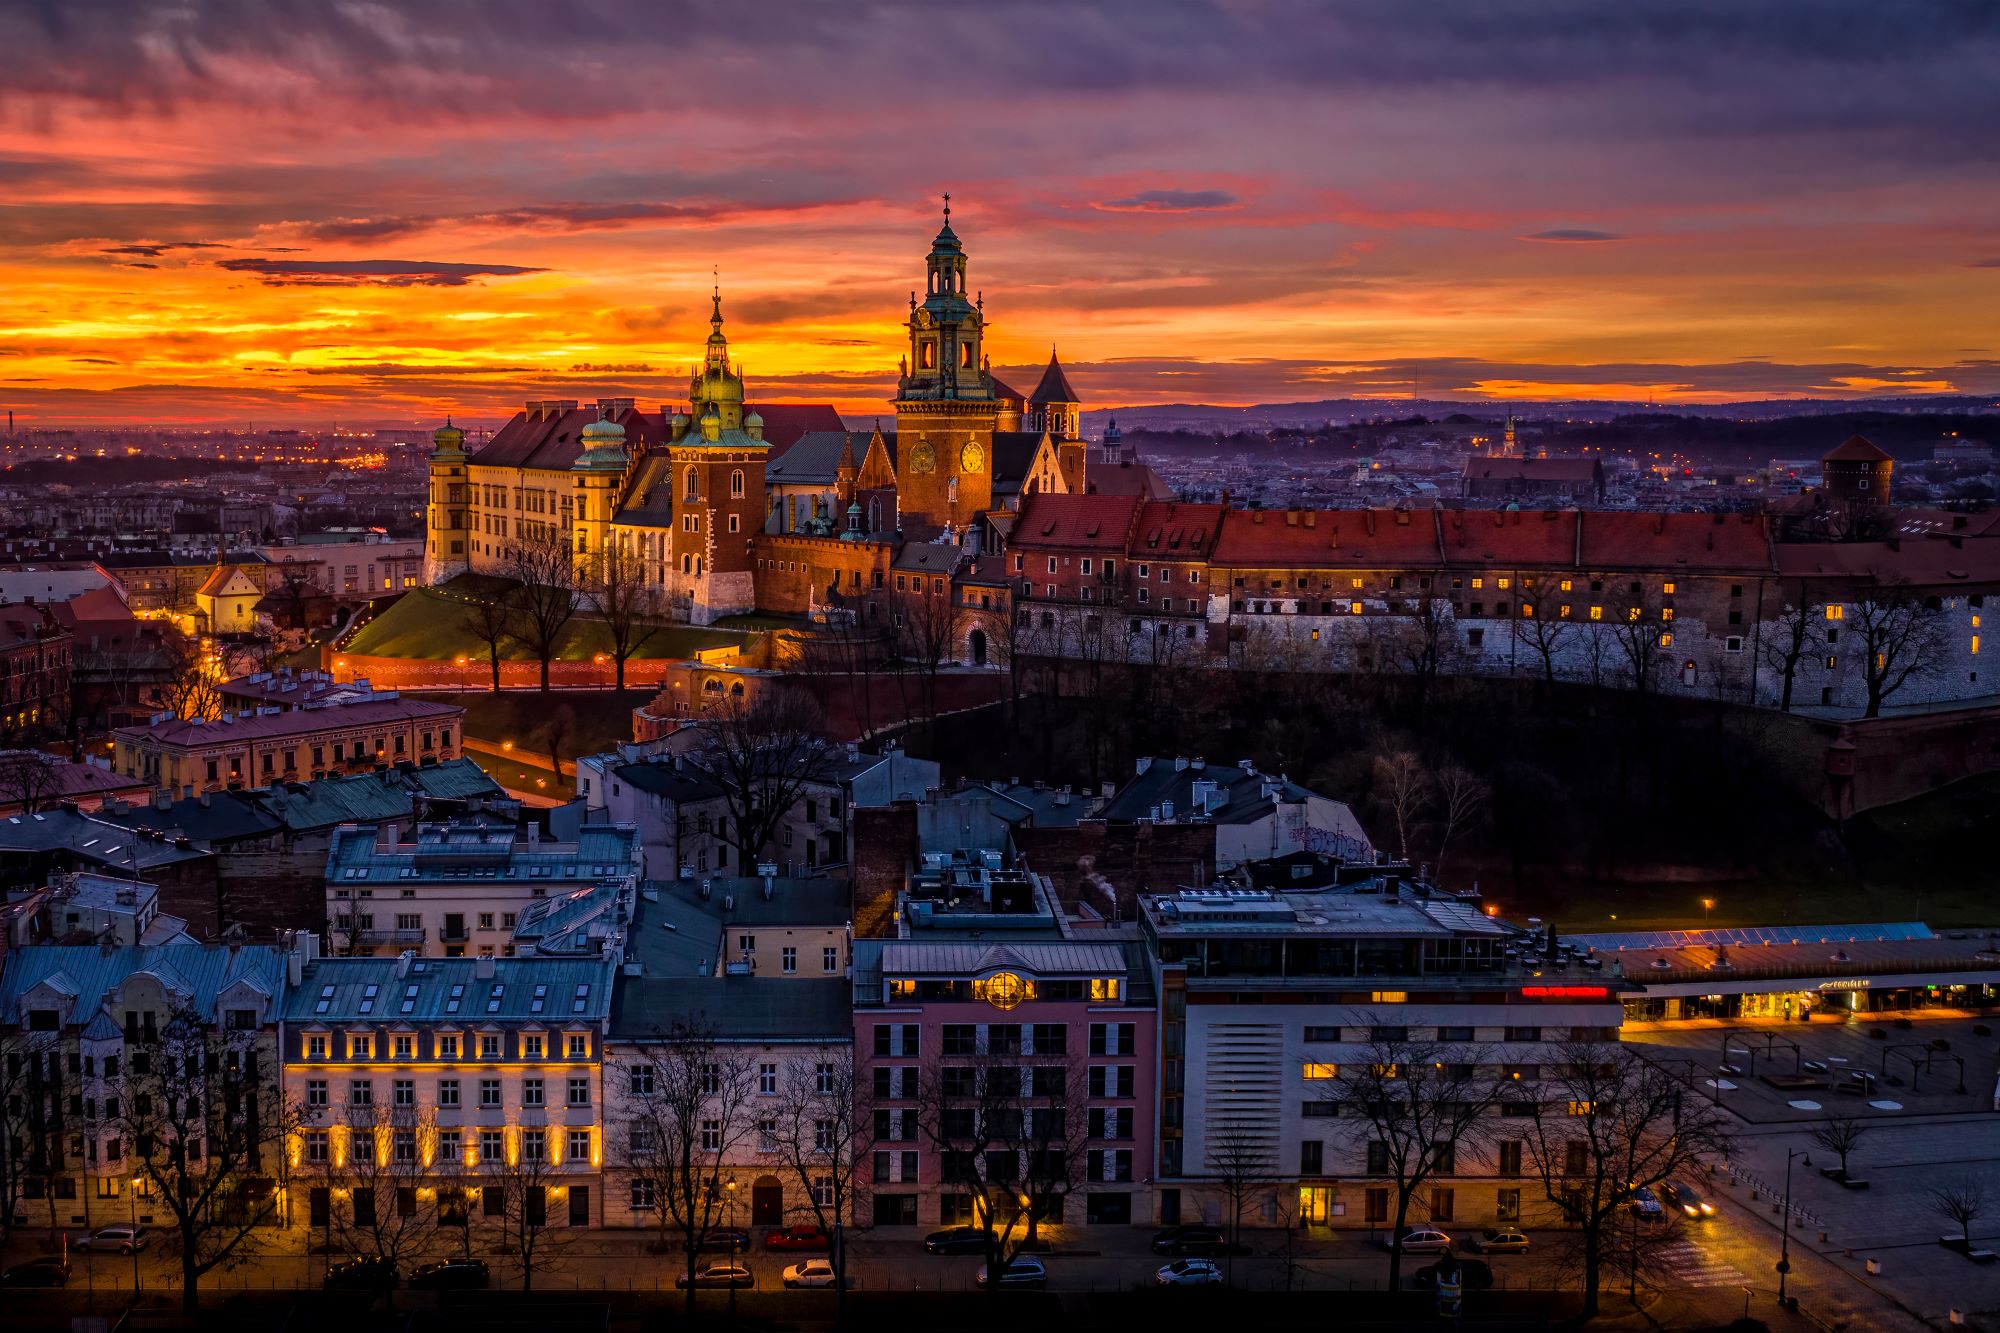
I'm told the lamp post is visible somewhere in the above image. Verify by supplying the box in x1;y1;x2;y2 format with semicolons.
1777;1148;1801;1307
1702;897;1716;924
129;1175;142;1293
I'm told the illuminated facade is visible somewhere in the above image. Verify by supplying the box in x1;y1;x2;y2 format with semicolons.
280;947;617;1236
109;695;465;796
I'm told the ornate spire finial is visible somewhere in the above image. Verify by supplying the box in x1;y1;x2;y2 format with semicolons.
942;192;951;223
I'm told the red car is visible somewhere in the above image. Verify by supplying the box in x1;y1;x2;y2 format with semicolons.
765;1225;829;1252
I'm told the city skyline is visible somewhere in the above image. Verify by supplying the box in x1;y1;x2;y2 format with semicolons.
2;1;1999;426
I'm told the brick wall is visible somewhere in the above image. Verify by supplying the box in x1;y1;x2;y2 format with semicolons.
1014;819;1216;916
851;802;917;937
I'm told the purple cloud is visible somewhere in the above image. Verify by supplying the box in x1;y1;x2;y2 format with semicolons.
1521;229;1624;242
216;258;547;287
1094;189;1241;214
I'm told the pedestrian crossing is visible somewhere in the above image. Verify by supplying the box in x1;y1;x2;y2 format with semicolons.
1653;1239;1748;1289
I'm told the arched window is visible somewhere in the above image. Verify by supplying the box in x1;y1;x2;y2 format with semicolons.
730;469;744;498
920;342;936;370
680;554;691;574
961;341;975;369
684;467;698;500
947;476;958;506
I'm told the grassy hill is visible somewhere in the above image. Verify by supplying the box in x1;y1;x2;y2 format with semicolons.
345;585;751;662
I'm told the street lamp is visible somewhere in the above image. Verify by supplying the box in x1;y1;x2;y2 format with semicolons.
724;1176;738;1228
129;1175;143;1292
1777;1147;1802;1308
1702;897;1716;924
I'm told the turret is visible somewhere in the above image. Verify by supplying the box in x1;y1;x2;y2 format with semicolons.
423;418;471;584
571;414;629;578
1029;349;1081;440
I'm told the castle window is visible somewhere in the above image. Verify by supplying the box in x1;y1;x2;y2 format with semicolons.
730;470;744;498
920;342;936;370
685;468;698;500
961;342;975;369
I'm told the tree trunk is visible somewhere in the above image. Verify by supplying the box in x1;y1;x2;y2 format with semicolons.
181;1248;202;1316
540;656;552;693
489;650;501;693
614;657;626;691
1581;1226;1602;1318
1387;1192;1412;1290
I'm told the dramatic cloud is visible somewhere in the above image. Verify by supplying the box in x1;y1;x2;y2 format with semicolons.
1094;189;1241;214
1521;229;1624;243
214;258;548;287
100;241;227;258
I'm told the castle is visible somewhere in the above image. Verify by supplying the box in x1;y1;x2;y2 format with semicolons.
423;202;1167;624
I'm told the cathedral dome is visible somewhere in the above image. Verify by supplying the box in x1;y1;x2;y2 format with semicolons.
573;415;628;471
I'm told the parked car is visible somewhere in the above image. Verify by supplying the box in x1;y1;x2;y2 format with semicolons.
1383;1228;1452;1254
76;1225;148;1254
699;1228;753;1253
1414;1258;1494;1291
0;1257;70;1288
676;1261;755;1289
1155;1258;1225;1286
323;1256;398;1290
1661;1181;1714;1219
1462;1229;1531;1254
1626;1187;1665;1220
1150;1226;1245;1256
766;1225;830;1251
782;1259;855;1288
924;1225;992;1255
408;1259;490;1290
976;1256;1047;1289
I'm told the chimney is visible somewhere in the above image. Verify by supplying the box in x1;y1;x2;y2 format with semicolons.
1135;757;1153;775
396;950;414;978
1173;757;1189;772
474;954;496;980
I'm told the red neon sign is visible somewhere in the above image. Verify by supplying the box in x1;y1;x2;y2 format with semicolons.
1520;985;1609;999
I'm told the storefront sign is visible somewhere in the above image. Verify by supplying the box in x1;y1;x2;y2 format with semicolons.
1520;985;1610;999
1817;979;1871;992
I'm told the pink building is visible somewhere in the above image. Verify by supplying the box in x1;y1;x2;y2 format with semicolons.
852;858;1156;1231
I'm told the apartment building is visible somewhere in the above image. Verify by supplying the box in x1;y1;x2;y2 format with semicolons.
323;821;641;957
110;696;465;796
1137;882;1627;1231
852;853;1157;1228
281;946;618;1235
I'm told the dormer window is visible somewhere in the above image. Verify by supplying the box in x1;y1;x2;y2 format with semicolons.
27;1009;58;1032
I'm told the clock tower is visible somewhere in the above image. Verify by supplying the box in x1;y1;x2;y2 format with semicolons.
893;196;998;533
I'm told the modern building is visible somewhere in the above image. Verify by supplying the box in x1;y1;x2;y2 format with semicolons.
281;944;619;1236
852;851;1158;1229
1137;881;1627;1232
323;820;642;958
110;695;465;796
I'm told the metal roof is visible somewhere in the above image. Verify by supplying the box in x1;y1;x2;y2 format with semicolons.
283;955;617;1024
1571;922;1935;951
879;940;1132;977
610;975;852;1042
0;942;288;1025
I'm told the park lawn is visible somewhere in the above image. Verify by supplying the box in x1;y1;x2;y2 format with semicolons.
345;587;751;662
473;753;575;802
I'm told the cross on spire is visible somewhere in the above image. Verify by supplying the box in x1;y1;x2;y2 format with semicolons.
942;192;951;223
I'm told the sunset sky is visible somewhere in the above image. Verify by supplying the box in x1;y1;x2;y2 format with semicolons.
2;1;1998;427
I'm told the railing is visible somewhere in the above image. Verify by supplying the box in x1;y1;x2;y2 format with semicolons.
356;928;425;947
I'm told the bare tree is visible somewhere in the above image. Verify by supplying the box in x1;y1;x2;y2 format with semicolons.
302;1102;446;1277
1760;592;1825;712
504;533;580;693
1520;1039;1733;1317
910;1041;1089;1293
152;628;221;721
1204;1116;1276;1280
582;542;666;691
487;1129;577;1291
460;585;516;693
1372;751;1429;861
893;566;961;728
1385;593;1457;719
1333;1022;1506;1290
1430;763;1490;885
114;1004;300;1316
0;749;67;814
1517;599;1576;688
1848;577;1949;717
0;1027;56;1244
1810;1115;1868;1180
1608;587;1670;695
614;1022;757;1315
1932;1184;1986;1249
691;688;838;873
771;1049;866;1323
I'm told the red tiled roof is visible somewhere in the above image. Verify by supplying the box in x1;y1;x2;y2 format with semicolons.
112;696;463;748
1130;502;1227;560
472;404;664;471
1010;493;1144;550
1440;508;1579;568
1211;507;1444;569
1461;457;1602;483
1823;434;1892;464
748;404;843;452
1578;512;1772;573
1775;536;2000;585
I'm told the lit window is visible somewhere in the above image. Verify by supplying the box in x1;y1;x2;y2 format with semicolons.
1471;578;1483;590
1370;991;1408;1003
1826;605;1844;621
1559;604;1571;619
1560;579;1573;592
1568;1100;1597;1116
1350;601;1363;615
1302;1062;1339;1080
1660;633;1674;648
1520;602;1534;617
1589;606;1603;621
1350;577;1362;588
1090;978;1121;1001
1310;628;1320;641
1661;608;1675;621
1662;582;1676;595
1974;636;1982;655
1497;578;1511;589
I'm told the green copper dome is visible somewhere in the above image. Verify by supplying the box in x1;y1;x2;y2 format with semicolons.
573;415;629;471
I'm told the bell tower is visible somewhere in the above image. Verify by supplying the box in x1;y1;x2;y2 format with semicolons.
666;285;765;623
423;419;469;585
894;195;998;534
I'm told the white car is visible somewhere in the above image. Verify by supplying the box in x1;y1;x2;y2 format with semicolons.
782;1259;853;1289
1384;1228;1452;1254
1156;1258;1224;1286
76;1226;147;1255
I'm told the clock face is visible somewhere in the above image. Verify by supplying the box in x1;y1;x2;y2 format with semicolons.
960;439;986;473
982;971;1027;1011
909;438;937;474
